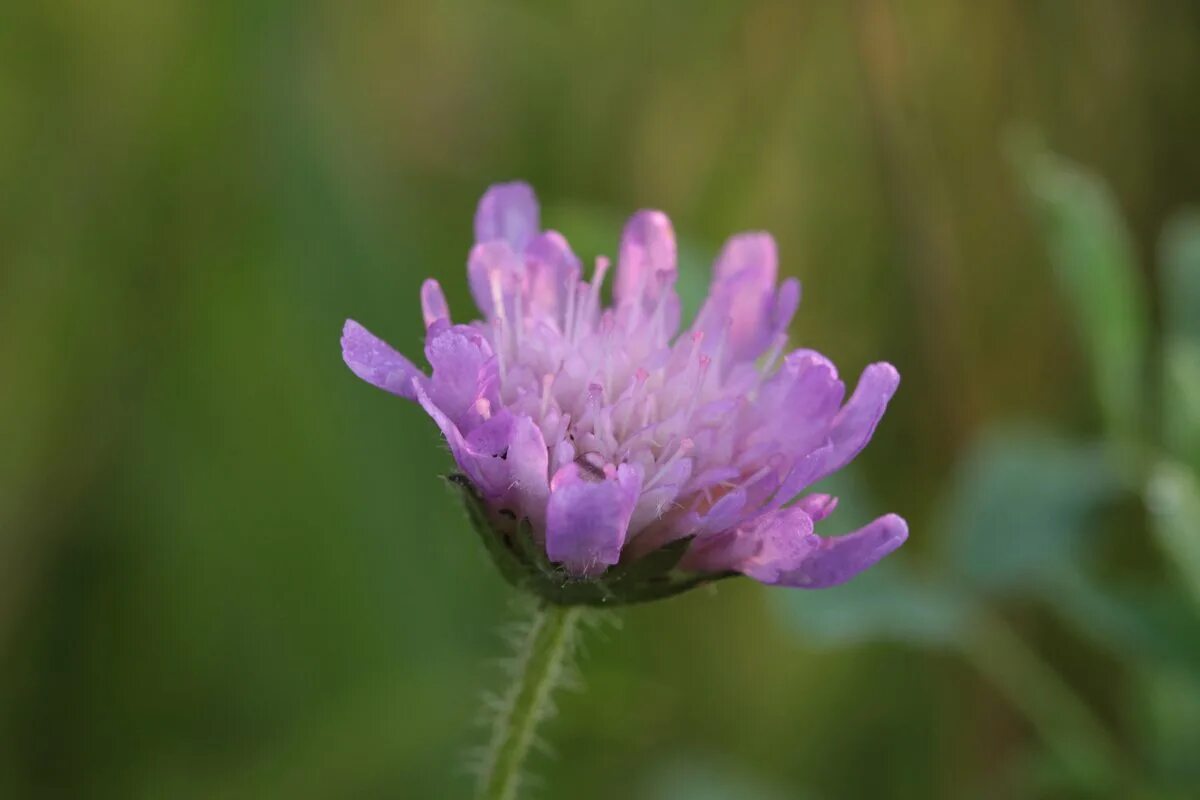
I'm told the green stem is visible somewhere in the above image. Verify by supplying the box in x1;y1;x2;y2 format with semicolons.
480;603;581;800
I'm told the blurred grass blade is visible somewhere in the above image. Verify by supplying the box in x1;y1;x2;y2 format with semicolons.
1160;210;1200;346
963;612;1124;792
1159;211;1200;466
1147;461;1200;610
1009;134;1150;445
1162;341;1200;468
1137;666;1200;788
1050;564;1200;673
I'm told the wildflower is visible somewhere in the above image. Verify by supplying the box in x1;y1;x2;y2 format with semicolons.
342;183;906;604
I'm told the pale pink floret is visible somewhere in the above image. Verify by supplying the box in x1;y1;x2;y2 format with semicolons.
341;182;907;587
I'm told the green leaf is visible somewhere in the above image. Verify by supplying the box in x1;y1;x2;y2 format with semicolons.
941;427;1121;593
1009;134;1150;443
1135;666;1200;788
940;430;1200;671
1043;565;1200;673
1159;211;1200;466
1160;209;1200;346
773;561;971;648
1162;340;1200;468
1146;461;1200;610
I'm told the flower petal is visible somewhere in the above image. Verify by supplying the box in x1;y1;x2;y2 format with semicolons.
693;233;783;363
545;462;642;577
467;241;524;321
766;440;834;510
714;231;777;284
341;319;423;399
420;279;450;329
689;489;748;535
682;509;906;588
824;362;900;475
794;493;839;522
768;514;908;588
773;277;801;332
423;322;498;431
735;507;817;583
615;210;677;308
461;411;549;523
415;381;546;509
679;505;813;579
414;382;502;495
525;230;581;324
785;347;837;380
474;181;539;250
505;415;551;531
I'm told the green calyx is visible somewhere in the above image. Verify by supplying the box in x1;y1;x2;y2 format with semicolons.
449;474;737;606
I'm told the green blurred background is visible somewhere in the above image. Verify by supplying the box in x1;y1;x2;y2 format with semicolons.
3;2;1200;798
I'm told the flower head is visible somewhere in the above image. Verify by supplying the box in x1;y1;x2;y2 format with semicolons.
343;182;906;604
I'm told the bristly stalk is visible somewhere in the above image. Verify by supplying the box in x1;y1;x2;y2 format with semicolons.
479;602;582;800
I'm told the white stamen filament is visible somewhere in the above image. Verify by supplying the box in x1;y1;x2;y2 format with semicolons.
644;436;693;491
539;373;554;418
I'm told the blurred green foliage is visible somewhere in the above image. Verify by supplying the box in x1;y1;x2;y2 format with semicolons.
781;132;1200;799
1010;133;1150;447
3;2;1200;799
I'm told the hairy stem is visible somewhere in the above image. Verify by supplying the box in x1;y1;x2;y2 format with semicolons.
480;603;582;800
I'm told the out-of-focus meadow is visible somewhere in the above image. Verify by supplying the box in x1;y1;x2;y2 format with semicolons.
3;2;1200;798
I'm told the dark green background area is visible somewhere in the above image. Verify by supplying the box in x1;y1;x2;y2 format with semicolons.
3;2;1199;798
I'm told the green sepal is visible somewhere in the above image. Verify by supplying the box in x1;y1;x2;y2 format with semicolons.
448;474;738;606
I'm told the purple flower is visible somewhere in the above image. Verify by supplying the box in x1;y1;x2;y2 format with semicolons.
343;182;906;601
